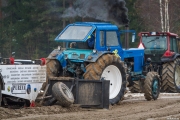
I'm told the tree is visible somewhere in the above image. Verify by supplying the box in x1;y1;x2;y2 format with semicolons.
136;0;180;34
0;0;145;58
0;0;67;59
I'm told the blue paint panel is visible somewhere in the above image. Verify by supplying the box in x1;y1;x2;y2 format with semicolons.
123;48;144;72
134;56;144;72
56;53;67;68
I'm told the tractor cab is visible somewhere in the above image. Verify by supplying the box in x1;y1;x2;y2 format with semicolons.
138;32;179;63
55;23;96;49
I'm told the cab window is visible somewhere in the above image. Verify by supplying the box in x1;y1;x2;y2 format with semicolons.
100;31;119;46
106;31;119;46
170;37;178;52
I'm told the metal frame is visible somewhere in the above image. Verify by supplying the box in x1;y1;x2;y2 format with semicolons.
48;79;110;109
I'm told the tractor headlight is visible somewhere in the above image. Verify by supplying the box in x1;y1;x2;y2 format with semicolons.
58;46;61;50
147;58;151;63
93;49;97;54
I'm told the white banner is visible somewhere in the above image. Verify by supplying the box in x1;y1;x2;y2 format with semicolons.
0;65;46;83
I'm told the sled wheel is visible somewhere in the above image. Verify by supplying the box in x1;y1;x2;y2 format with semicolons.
83;54;126;105
52;82;74;107
144;72;160;101
162;58;180;92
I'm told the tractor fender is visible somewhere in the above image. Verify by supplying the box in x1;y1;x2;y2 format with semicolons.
0;73;5;90
47;49;66;68
56;53;67;68
84;51;113;62
161;53;180;62
47;49;63;59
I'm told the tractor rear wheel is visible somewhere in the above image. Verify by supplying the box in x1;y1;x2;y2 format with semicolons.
161;58;180;92
83;54;126;105
0;83;1;106
129;81;142;93
144;72;160;101
46;59;60;77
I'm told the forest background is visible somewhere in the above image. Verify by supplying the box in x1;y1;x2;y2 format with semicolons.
0;0;180;59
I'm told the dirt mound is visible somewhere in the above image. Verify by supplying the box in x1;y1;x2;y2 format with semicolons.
0;104;82;120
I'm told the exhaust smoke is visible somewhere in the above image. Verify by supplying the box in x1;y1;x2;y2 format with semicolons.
62;0;129;26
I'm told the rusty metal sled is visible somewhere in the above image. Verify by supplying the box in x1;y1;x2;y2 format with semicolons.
41;77;110;109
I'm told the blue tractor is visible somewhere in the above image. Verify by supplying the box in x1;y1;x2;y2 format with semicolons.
46;22;160;105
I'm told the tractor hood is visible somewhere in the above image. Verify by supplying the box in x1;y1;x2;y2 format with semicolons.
63;49;93;62
55;23;96;42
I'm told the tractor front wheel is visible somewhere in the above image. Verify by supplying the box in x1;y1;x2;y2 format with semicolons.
144;72;160;101
83;54;126;105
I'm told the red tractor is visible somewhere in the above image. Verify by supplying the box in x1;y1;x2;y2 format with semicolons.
130;32;180;93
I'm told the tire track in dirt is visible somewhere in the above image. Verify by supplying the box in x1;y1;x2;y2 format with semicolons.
2;94;180;120
115;99;180;120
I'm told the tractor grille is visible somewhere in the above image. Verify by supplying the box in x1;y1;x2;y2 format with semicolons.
65;53;85;59
71;54;79;59
144;49;166;63
145;54;163;63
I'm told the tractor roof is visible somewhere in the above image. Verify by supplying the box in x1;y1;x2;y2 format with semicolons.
55;22;119;42
74;22;119;30
138;32;178;37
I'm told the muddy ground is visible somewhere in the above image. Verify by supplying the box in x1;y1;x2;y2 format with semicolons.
1;92;180;120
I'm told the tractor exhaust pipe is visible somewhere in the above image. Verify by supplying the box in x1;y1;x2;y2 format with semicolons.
125;24;129;50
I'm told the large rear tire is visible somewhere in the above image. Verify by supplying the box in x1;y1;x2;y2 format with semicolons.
144;72;160;101
161;58;180;92
129;81;142;93
0;83;1;106
52;82;74;107
83;54;126;105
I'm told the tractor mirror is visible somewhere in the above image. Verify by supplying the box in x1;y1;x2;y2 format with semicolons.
12;52;15;58
12;52;15;55
132;33;135;42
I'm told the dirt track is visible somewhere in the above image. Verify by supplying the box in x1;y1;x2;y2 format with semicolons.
1;93;180;120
